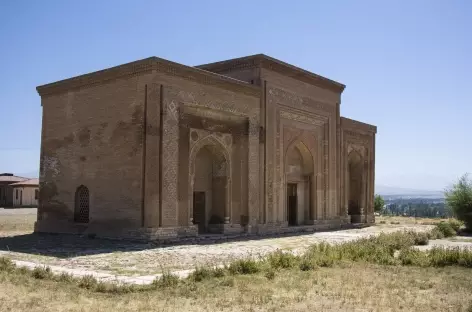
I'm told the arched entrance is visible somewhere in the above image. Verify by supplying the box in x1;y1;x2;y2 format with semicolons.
285;141;314;226
189;136;231;234
348;151;363;223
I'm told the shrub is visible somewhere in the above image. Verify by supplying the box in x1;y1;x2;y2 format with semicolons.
188;267;214;282
31;266;53;280
95;282;112;293
0;257;15;272
78;275;98;290
379;220;386;224
154;272;179;288
428;247;472;268
17;266;29;275
436;222;457;238
375;231;416;252
447;219;463;232
398;248;429;266
212;267;226;278
267;250;299;269
412;232;429;246
228;259;260;275
299;257;317;271
57;272;74;283
445;174;472;230
428;227;445;239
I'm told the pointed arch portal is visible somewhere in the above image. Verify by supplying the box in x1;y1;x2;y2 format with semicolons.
347;150;364;223
285;140;314;226
188;135;231;234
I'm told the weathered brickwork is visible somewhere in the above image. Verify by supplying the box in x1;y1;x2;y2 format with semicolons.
35;54;376;240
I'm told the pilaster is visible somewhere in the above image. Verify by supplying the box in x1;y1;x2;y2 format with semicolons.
160;88;180;227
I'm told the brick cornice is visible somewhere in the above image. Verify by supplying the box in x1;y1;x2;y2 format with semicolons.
197;54;346;94
341;117;377;134
36;57;261;98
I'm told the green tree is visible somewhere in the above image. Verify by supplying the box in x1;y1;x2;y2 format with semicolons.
445;174;472;230
374;194;385;213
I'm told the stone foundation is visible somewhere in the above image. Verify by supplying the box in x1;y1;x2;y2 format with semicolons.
34;220;199;240
35;215;370;243
365;213;375;224
207;223;243;234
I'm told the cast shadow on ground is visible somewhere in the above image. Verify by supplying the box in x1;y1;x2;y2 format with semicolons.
0;224;369;259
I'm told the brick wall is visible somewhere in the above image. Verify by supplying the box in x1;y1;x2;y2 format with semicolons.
39;73;153;229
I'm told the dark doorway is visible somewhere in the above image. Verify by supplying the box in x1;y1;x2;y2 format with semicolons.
287;183;297;226
193;192;206;234
348;151;363;223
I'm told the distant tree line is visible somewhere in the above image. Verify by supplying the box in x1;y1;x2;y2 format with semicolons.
382;201;453;218
376;173;472;227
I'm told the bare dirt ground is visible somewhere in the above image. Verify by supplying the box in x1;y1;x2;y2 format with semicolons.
1;208;471;278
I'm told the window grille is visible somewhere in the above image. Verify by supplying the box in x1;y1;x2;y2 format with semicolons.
74;186;90;223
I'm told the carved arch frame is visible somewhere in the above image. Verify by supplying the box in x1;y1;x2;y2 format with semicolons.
343;134;372;222
282;131;319;222
188;130;233;225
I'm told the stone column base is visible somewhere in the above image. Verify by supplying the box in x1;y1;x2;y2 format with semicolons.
365;213;375;224
349;214;364;223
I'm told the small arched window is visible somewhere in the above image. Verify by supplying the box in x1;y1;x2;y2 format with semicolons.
74;185;90;223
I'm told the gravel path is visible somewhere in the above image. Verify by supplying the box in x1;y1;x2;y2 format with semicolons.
1;223;435;276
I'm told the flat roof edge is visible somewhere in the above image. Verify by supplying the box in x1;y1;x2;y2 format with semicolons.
36;57;261;98
197;54;346;93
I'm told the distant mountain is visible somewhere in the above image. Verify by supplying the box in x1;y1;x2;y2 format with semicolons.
375;185;444;197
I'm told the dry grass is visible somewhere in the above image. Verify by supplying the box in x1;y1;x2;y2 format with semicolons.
1;209;436;276
0;211;36;234
1;211;472;311
0;262;471;312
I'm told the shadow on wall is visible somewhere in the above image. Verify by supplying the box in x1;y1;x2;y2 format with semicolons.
0;224;370;259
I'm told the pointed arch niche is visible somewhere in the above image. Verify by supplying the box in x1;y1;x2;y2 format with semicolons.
284;138;317;226
188;131;232;233
347;148;365;223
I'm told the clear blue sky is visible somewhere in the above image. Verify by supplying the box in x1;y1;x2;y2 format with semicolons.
0;0;470;191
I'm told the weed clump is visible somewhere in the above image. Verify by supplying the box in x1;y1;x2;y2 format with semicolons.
398;248;429;267
78;275;98;290
267;250;299;269
31;266;53;280
447;219;463;232
298;257;317;271
0;257;15;272
428;247;472;267
412;232;429;246
228;259;260;275
436;221;458;238
153;272;179;288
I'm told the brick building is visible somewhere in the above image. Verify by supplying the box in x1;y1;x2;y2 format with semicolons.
35;54;377;240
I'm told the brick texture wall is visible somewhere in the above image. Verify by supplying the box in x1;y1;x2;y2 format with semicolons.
39;73;153;229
